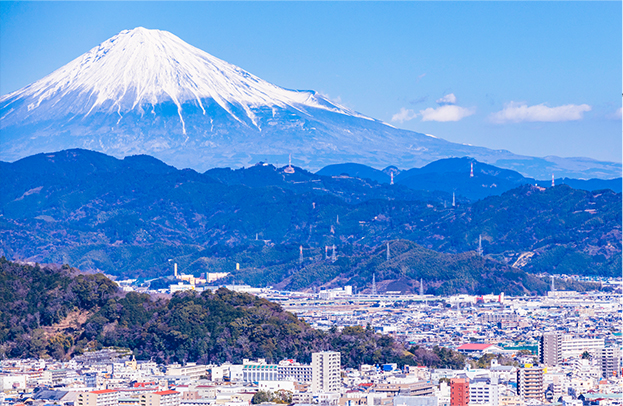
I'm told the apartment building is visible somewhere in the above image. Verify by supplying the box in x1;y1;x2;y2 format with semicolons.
312;351;341;393
517;367;543;401
450;378;469;406
540;333;562;367
77;389;119;406
140;391;180;406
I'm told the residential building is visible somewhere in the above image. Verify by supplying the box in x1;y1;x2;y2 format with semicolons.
140;391;181;406
517;367;543;401
599;347;622;378
312;351;341;393
450;378;469;406
77;389;119;406
539;333;562;367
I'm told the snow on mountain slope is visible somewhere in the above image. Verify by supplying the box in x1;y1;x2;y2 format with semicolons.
0;27;370;131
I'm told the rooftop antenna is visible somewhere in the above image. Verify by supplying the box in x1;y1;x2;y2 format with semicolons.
331;245;337;263
299;245;304;266
390;172;394;185
551;173;555;187
470;162;474;178
386;242;390;261
452;192;456;207
372;273;377;296
420;278;424;296
284;154;295;174
477;235;483;256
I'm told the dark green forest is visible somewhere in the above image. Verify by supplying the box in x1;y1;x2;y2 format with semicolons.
1;149;620;286
0;258;471;368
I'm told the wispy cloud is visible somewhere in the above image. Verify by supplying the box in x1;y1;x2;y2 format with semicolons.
420;105;475;122
435;93;457;105
409;96;428;105
391;107;418;123
489;102;592;123
614;107;622;119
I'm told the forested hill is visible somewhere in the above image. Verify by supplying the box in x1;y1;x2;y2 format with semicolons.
0;258;470;369
1;149;620;281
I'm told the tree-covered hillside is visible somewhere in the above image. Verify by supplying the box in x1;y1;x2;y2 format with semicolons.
1;149;620;282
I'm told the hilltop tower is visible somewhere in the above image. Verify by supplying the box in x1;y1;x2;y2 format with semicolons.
372;273;377;296
386;242;390;261
477;235;483;256
390;172;394;185
470;162;474;178
331;245;337;263
551;173;555;187
284;154;295;174
452;192;456;207
299;245;304;266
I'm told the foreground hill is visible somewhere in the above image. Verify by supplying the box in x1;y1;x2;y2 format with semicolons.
0;258;470;369
0;149;620;282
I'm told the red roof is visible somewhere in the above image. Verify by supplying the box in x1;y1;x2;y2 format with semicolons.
154;391;179;396
91;390;117;394
457;343;493;351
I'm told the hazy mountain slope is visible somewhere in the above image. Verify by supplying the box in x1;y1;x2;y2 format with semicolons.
1;28;620;179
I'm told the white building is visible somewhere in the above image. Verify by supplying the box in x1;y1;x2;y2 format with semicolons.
311;351;341;393
560;336;604;358
469;376;500;406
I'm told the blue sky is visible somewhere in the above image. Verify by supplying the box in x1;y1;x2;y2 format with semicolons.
1;1;621;163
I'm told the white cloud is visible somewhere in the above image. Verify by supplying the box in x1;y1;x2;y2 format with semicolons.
419;105;475;122
489;102;592;123
436;93;457;105
615;107;622;119
391;107;418;123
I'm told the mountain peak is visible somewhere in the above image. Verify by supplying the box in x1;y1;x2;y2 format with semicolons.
1;28;367;132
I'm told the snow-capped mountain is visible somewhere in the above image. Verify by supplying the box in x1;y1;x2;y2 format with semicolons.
1;27;620;179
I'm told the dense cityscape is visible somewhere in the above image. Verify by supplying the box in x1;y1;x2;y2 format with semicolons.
1;272;621;406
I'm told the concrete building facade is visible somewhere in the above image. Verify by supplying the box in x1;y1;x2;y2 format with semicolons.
312;351;341;393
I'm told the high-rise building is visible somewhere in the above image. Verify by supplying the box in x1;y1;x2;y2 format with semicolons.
450;378;470;406
311;351;341;393
77;390;119;406
599;347;622;378
140;391;180;406
539;333;562;366
517;367;544;401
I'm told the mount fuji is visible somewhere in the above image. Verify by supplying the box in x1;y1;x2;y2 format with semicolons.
1;27;620;178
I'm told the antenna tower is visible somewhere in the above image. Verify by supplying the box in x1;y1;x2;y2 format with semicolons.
372;273;377;296
551;275;555;292
551;173;555;187
331;245;337;263
420;278;424;296
390;172;394;185
284;154;295;174
299;245;304;266
386;242;390;261
470;162;474;178
452;192;456;207
477;235;483;256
